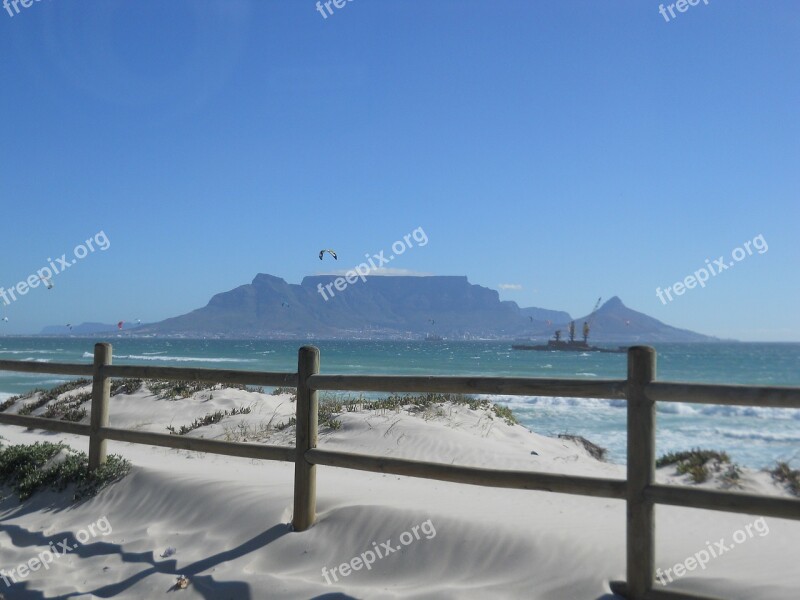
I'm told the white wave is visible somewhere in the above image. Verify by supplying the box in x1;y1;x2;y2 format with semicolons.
0;350;52;354
657;402;800;420
22;358;51;363
480;394;800;420
484;395;623;410
576;372;598;377
141;351;168;355
714;428;800;443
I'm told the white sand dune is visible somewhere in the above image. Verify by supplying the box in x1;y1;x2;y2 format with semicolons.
0;385;797;599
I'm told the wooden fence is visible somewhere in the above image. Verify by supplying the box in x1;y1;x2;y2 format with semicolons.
0;343;798;600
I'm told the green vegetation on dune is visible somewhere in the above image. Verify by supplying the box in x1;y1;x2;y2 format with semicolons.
167;406;253;435
0;441;130;501
146;380;261;400
769;462;800;497
13;379;92;416
41;391;91;422
656;449;736;485
111;378;143;396
271;387;297;400
315;391;519;431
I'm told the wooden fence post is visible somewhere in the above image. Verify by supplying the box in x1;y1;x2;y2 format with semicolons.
626;345;657;598
88;343;112;470
293;345;320;531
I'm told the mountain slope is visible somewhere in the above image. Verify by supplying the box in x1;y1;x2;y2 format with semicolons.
138;275;717;342
541;296;717;343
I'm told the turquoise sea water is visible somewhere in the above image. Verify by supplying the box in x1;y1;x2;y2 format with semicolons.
0;338;798;469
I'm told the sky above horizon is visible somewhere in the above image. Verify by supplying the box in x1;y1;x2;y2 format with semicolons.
1;0;798;341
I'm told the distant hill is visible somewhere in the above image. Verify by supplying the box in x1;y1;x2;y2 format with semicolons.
130;274;718;342
537;296;717;343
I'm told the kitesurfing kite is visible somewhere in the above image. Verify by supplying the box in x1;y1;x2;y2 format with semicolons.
117;321;124;330
281;302;290;308
319;249;337;261
66;323;72;331
39;275;54;289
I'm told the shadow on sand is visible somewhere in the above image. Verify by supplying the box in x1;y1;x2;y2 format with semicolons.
0;517;290;599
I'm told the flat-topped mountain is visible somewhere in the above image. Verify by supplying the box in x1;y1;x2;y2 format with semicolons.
123;274;718;342
145;274;549;338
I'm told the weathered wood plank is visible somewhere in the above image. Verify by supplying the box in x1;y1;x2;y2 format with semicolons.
626;346;657;598
99;426;295;462
293;346;320;531
0;413;91;435
89;343;112;469
645;484;800;521
647;382;800;409
305;448;628;498
0;360;93;376
100;365;297;387
308;374;627;398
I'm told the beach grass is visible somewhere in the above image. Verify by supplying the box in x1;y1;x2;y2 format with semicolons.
0;441;130;501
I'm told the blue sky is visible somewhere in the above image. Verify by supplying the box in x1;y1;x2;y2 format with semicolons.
0;0;797;340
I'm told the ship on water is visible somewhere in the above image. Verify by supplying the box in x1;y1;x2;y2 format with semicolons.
512;298;627;354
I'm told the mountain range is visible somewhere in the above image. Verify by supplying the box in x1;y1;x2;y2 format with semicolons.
43;274;719;343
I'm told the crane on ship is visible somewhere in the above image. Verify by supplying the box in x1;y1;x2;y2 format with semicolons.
513;296;624;353
582;297;602;344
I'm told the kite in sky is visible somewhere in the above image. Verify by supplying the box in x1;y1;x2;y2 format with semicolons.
319;249;337;260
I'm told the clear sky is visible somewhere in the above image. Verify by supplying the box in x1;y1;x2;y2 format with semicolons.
1;0;797;340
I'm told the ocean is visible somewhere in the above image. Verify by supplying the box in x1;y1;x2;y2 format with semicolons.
1;337;798;470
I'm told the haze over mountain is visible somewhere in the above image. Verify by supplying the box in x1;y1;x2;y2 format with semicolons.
115;274;719;342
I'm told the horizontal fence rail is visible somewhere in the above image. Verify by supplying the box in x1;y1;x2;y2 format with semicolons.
644;484;800;521
99;426;296;462
0;359;94;376
0;343;798;600
306;448;628;498
0;412;92;435
308;374;628;398
647;381;800;409
100;364;298;388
